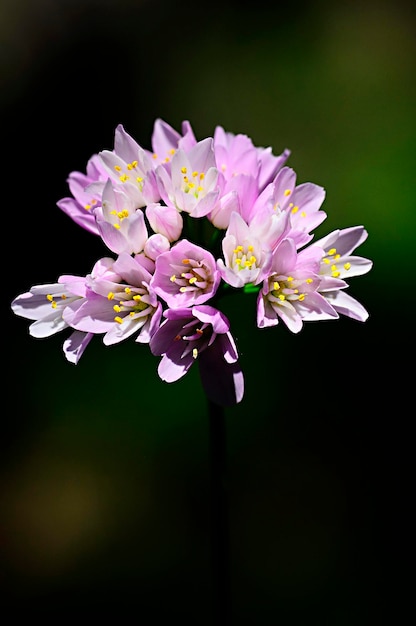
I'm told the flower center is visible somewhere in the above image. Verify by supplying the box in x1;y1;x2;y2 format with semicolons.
232;244;258;271
170;258;212;295
113;161;145;192
321;247;351;278
180;167;206;198
268;275;313;306
107;286;153;324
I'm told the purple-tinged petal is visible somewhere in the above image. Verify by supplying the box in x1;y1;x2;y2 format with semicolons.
63;331;94;364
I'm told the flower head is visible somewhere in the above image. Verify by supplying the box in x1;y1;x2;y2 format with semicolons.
11;118;373;406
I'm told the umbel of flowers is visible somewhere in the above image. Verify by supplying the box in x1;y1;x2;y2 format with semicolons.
11;120;373;406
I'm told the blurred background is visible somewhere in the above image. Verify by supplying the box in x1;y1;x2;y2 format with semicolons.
1;0;414;622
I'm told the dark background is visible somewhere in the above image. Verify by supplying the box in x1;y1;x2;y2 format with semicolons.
1;0;414;622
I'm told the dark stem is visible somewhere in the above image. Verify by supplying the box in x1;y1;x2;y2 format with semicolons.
208;398;231;624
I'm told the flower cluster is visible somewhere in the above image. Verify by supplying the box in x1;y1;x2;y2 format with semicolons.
11;119;372;406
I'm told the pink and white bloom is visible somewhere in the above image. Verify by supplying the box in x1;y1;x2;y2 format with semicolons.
93;179;149;255
151;239;220;308
257;238;337;333
258;166;327;249
150;305;244;406
64;253;162;345
156;138;220;218
56;153;108;235
311;226;373;322
147;118;197;167
217;211;289;288
11;275;94;364
94;124;161;208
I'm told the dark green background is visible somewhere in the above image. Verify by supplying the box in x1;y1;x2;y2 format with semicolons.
2;0;414;622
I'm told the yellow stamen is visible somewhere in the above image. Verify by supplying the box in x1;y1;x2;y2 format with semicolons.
344;262;351;270
328;248;337;255
189;277;197;284
107;292;114;300
298;293;305;301
306;278;313;284
114;165;121;172
113;305;122;313
51;301;57;309
133;295;141;301
119;174;129;182
192;348;198;359
181;166;187;174
291;205;299;213
114;316;123;324
170;275;176;282
284;189;291;196
46;294;53;301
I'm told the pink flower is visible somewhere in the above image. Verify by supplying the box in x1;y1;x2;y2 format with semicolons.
151;239;220;308
257;238;337;333
156;138;220;218
56;154;108;235
150;305;244;406
64;253;162;345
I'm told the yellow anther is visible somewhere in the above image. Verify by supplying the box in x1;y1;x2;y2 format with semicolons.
51;301;57;309
124;287;131;294
188;182;195;188
61;294;67;300
301;211;307;217
170;274;176;282
133;294;141;301
284;189;291;196
169;149;175;155
137;176;143;183
182;259;190;264
119;174;129;182
328;248;337;255
334;254;341;260
114;316;123;324
323;258;330;264
181;166;187;174
113;223;120;229
291;205;299;213
85;204;92;210
197;186;203;192
113;305;122;313
234;245;244;253
332;271;340;277
114;165;121;172
189;277;197;284
179;287;187;293
107;292;114;300
273;281;280;291
192;348;198;359
235;258;242;265
110;210;117;215
152;153;158;159
250;255;256;264
287;276;293;282
331;264;338;271
129;312;135;317
164;157;170;162
46;294;53;301
192;171;198;177
127;160;138;170
244;260;252;267
199;172;205;180
298;293;305;301
248;245;254;252
278;294;286;301
344;262;351;270
306;278;313;284
293;289;299;293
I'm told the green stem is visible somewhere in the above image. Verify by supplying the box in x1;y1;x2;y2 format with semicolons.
208;398;231;624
